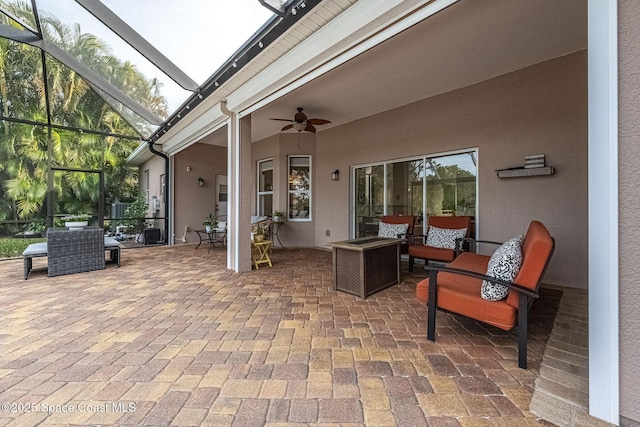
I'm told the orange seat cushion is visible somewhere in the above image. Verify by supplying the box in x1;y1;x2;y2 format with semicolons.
415;252;517;330
415;221;554;332
408;216;472;263
408;245;455;263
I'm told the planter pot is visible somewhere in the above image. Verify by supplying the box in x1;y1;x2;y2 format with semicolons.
253;234;265;243
205;225;212;233
65;221;88;230
273;216;281;223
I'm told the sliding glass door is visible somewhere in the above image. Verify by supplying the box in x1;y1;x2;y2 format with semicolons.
354;165;384;237
425;153;476;217
352;150;477;237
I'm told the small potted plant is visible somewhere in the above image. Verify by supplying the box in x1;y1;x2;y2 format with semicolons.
62;213;91;229
253;224;266;242
203;213;218;233
273;210;285;223
25;221;47;237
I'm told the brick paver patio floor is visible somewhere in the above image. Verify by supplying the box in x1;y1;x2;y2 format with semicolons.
0;244;561;426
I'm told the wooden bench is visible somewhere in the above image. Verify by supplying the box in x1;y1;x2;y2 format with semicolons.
415;220;554;368
22;228;121;280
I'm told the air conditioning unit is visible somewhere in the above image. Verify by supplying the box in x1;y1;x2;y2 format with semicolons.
111;202;131;219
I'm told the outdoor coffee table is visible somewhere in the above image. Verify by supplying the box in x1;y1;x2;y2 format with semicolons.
326;237;401;298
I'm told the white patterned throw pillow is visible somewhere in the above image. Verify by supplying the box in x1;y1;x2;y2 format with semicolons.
425;226;467;249
481;234;524;301
378;222;409;238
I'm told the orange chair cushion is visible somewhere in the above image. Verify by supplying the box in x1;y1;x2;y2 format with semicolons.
416;277;517;330
428;216;472;231
505;220;554;308
409;216;472;262
416;250;517;330
415;220;554;331
415;252;488;302
408;245;456;263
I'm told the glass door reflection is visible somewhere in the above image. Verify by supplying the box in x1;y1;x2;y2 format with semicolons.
355;165;384;237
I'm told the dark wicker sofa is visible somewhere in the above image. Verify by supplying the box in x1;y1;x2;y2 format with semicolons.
47;227;105;277
22;227;120;279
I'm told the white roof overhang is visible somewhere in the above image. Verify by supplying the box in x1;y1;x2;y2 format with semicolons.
157;0;442;154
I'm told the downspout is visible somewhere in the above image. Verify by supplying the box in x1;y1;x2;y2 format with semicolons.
147;141;169;245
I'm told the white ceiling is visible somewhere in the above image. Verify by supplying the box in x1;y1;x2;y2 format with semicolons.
247;0;587;143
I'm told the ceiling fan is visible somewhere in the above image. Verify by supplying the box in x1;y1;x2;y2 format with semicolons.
270;107;331;133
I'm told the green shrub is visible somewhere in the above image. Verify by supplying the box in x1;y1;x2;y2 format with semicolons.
0;237;46;259
123;197;149;232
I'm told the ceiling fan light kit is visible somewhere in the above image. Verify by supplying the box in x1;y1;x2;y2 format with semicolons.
270;107;331;133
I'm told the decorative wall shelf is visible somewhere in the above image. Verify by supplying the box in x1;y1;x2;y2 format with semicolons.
496;166;555;178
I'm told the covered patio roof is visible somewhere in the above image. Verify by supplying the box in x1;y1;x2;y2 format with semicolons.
151;0;585;152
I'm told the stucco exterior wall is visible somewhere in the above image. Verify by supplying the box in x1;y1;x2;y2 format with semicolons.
618;0;640;423
173;143;227;244
251;132;316;247
138;154;166;236
315;51;587;287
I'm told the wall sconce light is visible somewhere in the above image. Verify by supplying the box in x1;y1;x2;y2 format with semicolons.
198;178;204;187
332;170;340;181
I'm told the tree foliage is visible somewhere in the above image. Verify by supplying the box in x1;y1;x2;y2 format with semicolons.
0;2;167;222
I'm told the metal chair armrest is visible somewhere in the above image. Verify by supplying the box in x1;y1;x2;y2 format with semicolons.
423;264;539;299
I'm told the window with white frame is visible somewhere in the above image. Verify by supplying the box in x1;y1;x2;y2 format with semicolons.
288;155;311;221
257;159;273;216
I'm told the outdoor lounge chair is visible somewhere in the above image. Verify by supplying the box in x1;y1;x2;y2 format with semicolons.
415;220;555;368
378;214;416;254
408;216;471;272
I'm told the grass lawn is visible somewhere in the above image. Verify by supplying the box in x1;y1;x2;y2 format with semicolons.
0;237;45;259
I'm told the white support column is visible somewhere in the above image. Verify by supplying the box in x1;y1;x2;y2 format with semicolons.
588;0;619;423
227;111;253;272
168;155;175;245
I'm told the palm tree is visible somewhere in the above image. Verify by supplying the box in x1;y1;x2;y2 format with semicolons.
0;3;167;227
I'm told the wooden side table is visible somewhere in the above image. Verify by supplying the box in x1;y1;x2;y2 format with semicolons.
252;240;272;269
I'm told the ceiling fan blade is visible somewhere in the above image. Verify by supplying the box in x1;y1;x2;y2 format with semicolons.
281;124;293;131
305;124;316;133
270;118;294;122
307;119;331;125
